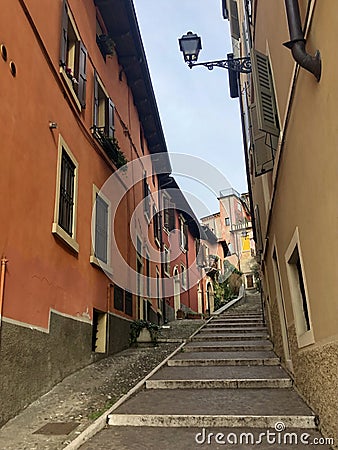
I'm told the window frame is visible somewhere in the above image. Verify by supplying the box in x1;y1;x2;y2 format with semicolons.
164;245;170;276
181;264;187;290
285;228;314;348
52;135;79;253
90;185;112;274
60;0;87;110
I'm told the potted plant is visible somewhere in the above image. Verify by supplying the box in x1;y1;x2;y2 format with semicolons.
129;320;159;346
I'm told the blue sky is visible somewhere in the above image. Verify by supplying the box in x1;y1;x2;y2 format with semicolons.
133;0;247;218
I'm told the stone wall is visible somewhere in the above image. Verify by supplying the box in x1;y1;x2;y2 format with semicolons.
0;313;92;426
0;311;133;426
287;325;338;443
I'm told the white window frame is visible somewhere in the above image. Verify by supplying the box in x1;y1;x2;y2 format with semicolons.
52;135;79;253
285;228;314;348
164;245;170;276
90;184;112;274
181;264;187;290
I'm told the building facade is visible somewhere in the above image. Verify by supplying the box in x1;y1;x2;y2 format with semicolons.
223;0;338;441
0;0;204;426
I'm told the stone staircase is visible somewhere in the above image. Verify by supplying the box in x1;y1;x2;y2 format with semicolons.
84;295;330;449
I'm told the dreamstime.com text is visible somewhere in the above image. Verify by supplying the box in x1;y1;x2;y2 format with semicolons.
194;423;334;446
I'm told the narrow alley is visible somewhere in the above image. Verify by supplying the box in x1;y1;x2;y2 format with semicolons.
79;292;332;449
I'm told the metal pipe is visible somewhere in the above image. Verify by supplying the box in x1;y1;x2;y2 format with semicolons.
0;257;8;327
283;0;321;81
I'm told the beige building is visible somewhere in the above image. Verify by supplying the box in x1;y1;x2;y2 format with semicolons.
224;0;338;442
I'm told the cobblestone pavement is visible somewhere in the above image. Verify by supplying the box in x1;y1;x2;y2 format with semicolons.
0;320;204;450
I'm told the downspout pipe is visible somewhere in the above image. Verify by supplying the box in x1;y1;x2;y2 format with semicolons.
0;257;8;328
283;0;321;81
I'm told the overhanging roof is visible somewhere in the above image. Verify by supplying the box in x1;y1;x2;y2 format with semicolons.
95;0;171;174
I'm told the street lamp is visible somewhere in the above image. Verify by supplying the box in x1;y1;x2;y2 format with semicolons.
178;31;251;73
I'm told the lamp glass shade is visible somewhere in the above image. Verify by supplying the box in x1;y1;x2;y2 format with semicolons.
179;32;202;62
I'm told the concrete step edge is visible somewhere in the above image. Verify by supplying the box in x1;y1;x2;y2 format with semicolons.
167;358;280;367
184;347;273;353
145;378;292;389
107;414;316;429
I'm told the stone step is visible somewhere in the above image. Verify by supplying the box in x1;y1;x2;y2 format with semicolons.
145;378;292;389
91;427;331;450
108;414;316;429
193;333;268;341
207;322;265;328
191;336;272;346
191;332;268;341
107;388;316;428
200;327;268;333
185;344;273;352
149;365;290;381
168;351;280;366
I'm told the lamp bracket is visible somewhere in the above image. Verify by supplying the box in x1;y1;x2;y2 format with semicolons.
187;57;251;73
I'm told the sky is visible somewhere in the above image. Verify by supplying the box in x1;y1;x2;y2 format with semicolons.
133;0;247;218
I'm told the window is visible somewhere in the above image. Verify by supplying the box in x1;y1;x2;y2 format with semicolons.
145;251;150;297
114;285;124;311
251;50;279;137
52;136;79;252
225;217;230;226
60;0;87;108
156;267;161;309
181;265;187;290
179;217;188;250
125;291;133;317
96;13;114;60
153;206;161;245
59;151;75;236
90;186;111;271
285;229;314;348
164;246;170;276
163;195;175;231
143;172;151;220
93;73;115;140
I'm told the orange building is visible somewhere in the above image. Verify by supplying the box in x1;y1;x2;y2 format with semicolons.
0;0;201;425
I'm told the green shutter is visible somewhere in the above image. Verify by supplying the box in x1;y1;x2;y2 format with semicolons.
75;41;87;108
60;0;68;66
95;194;108;263
106;98;115;139
250;103;274;176
229;0;240;40
251;49;279;136
93;71;99;127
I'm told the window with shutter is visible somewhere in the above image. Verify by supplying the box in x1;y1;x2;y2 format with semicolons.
254;205;263;253
229;0;240;40
251;49;280;136
95;194;109;264
114;286;124;311
153;206;161;244
250;103;275;176
143;172;151;220
59;0;87;109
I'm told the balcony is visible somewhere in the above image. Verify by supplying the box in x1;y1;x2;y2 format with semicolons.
91;126;127;169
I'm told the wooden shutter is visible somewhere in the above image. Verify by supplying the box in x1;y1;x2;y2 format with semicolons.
251;49;279;136
95;194;108;263
229;0;240;40
75;41;87;108
168;202;175;231
60;0;68;66
183;223;189;250
254;205;263;253
106;98;115;139
222;0;229;19
93;72;99;127
250;103;274;176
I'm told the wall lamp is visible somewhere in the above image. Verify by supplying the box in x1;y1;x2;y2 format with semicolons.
178;31;251;73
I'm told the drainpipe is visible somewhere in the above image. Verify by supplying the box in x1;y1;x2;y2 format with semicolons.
0;257;8;328
283;0;321;81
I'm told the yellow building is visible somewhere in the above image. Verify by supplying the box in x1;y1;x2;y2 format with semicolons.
225;0;338;442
